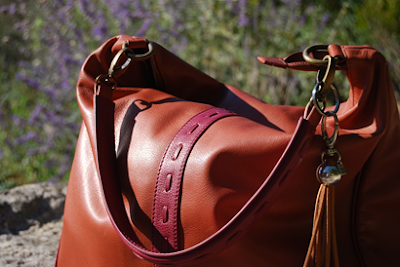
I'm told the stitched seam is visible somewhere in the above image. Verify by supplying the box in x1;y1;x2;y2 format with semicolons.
152;108;237;252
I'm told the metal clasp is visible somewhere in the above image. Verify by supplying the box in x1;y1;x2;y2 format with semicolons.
303;45;341;100
95;40;154;94
304;44;346;183
108;41;154;78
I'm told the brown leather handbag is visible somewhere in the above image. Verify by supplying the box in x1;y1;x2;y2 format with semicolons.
56;35;400;266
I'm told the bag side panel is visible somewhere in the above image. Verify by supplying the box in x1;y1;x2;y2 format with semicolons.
56;124;150;266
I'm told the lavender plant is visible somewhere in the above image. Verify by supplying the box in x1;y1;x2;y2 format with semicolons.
0;0;398;189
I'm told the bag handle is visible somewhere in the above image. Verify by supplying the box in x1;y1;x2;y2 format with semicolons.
94;90;319;266
91;39;347;265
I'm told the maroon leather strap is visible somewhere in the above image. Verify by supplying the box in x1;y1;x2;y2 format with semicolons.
94;94;317;265
152;108;237;253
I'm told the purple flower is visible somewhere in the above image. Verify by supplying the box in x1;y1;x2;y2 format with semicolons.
136;18;152;37
92;15;109;41
305;4;315;16
3;3;17;15
29;106;44;124
282;0;302;11
15;132;37;145
0;6;8;13
238;0;249;26
321;12;330;25
11;114;24;127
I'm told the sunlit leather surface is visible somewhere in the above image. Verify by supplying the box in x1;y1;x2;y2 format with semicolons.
56;35;400;266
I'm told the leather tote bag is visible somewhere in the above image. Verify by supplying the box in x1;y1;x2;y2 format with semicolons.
56;35;400;266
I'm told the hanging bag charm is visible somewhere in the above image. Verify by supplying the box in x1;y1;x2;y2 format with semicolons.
303;46;345;267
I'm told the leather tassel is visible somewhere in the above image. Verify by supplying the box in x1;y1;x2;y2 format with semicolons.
303;184;339;267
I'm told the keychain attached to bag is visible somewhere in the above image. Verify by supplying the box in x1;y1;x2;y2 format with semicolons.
303;46;345;267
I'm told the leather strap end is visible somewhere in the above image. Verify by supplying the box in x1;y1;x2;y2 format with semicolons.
257;56;288;69
258;53;320;71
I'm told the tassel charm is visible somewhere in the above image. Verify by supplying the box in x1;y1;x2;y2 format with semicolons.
303;184;339;267
304;149;345;267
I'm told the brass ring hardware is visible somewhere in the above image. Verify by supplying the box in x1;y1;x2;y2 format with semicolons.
96;40;154;95
125;41;154;59
316;55;338;97
108;41;154;78
302;44;329;66
303;45;340;99
306;44;343;156
108;47;133;77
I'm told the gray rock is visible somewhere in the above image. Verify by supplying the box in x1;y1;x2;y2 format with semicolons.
0;182;67;234
0;182;67;267
0;219;63;267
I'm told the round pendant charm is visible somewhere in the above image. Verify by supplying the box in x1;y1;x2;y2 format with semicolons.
317;164;341;185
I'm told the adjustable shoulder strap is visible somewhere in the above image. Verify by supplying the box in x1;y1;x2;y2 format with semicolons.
94;92;318;266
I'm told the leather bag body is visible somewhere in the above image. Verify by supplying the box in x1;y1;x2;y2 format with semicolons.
56;35;400;266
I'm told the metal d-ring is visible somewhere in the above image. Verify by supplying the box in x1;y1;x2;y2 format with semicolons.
108;47;134;78
302;44;329;66
125;41;154;59
108;41;154;78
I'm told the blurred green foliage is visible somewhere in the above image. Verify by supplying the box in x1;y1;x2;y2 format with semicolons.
1;0;399;190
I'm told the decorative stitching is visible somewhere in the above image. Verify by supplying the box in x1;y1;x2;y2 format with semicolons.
151;107;237;253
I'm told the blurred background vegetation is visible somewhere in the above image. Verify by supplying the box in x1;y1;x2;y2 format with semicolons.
1;0;399;190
